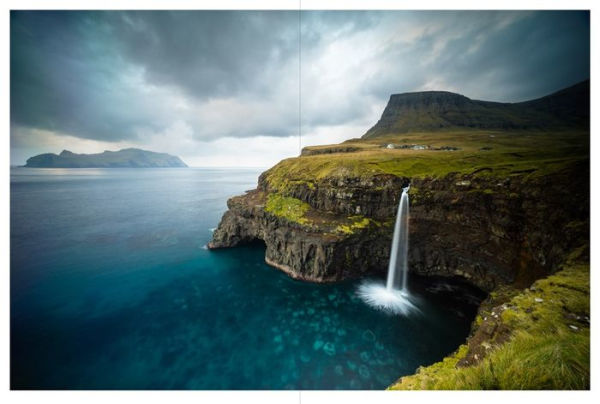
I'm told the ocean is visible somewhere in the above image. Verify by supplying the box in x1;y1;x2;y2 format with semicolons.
10;167;483;389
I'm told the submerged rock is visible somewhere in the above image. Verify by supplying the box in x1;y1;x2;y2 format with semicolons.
362;330;376;342
323;342;336;356
358;365;371;379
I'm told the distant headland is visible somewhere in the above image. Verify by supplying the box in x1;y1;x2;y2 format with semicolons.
23;148;188;168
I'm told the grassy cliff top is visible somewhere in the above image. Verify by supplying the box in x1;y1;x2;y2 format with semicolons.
265;130;588;191
389;254;590;390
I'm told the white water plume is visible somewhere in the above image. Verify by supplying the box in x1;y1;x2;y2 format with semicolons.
358;185;418;315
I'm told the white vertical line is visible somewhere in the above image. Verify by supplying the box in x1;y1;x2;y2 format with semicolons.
298;0;302;155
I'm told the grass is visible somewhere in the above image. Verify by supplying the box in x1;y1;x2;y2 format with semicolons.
258;192;383;235
265;193;310;224
335;216;374;235
389;261;590;390
393;330;588;390
263;130;588;192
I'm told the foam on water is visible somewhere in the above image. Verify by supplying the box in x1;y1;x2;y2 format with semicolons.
357;280;420;316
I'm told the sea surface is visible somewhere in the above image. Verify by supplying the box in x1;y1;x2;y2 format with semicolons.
10;167;484;389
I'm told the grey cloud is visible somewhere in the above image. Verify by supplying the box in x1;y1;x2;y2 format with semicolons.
11;11;169;141
364;11;589;101
297;10;589;133
300;10;381;48
11;11;302;142
428;11;590;101
10;10;590;148
110;11;300;100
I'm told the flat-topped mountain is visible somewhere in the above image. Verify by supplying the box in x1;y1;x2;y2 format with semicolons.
363;80;589;138
24;148;187;168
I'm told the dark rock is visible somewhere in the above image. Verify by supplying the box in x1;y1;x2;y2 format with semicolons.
301;146;363;156
209;160;589;292
435;146;460;151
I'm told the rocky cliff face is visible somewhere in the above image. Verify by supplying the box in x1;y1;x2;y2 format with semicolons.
209;159;588;292
208;184;393;283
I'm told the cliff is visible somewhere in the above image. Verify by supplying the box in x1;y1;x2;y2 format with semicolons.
209;128;589;291
24;148;187;168
208;81;589;389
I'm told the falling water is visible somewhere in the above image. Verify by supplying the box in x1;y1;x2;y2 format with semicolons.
357;185;419;315
386;185;410;292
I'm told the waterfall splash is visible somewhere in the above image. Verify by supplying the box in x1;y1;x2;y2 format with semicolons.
357;185;419;315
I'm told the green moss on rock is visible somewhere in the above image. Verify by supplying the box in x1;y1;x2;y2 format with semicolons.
265;193;310;224
335;216;372;235
389;262;590;390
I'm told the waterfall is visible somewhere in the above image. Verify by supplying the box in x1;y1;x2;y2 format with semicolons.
386;185;410;292
357;184;418;315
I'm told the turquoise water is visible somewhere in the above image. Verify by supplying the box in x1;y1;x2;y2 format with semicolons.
10;167;484;389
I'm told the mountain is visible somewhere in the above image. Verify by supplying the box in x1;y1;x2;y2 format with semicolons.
24;148;187;168
363;80;589;138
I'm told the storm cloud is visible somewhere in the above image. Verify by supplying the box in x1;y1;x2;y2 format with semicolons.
10;10;589;166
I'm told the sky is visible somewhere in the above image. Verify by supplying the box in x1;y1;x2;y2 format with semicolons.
10;10;590;167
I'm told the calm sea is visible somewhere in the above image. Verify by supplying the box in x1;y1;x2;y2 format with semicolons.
10;167;483;389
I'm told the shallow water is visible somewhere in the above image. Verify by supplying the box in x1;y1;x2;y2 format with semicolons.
10;167;484;389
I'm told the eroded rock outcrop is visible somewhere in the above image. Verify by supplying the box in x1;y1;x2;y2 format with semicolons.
208;188;392;282
209;159;588;292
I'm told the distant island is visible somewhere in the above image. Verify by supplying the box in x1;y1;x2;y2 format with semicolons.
23;148;188;168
